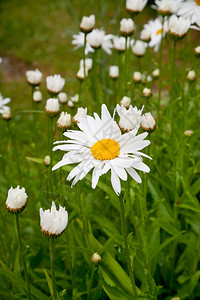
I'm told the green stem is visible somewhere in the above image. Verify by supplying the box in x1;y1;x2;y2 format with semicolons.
15;214;31;300
87;264;95;300
49;238;57;300
118;195;137;297
124;36;128;93
170;39;176;164
158;20;164;119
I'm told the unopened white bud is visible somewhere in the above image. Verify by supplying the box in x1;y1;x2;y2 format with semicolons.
133;71;142;83
33;90;42;102
152;68;160;78
120;96;131;108
46;75;65;95
143;87;152;98
132;40;146;57
120;18;135;36
73;107;87;123
194;46;200;57
91;252;101;263
26;69;42;86
141;112;156;132
57;112;71;130
5;186;28;213
67;100;74;107
187;70;196;82
71;94;79;103
109;66;119;79
45;98;60;117
76;67;88;80
2;106;12;120
80;15;95;33
80;58;93;71
43;155;51;166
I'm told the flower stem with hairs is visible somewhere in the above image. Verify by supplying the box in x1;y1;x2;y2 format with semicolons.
49;238;57;300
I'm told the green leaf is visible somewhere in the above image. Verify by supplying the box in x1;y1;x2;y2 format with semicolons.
43;268;53;296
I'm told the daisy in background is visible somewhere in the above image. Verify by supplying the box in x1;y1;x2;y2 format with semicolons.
0;93;11;114
72;32;95;55
142;17;168;52
52;104;150;195
117;104;144;132
126;0;148;14
152;0;183;15
177;0;200;27
87;29;113;55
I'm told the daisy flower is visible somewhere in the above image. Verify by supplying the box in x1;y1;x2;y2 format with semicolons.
72;32;95;55
87;29;113;55
0;93;11;114
152;0;183;15
144;18;168;52
117;104;144;132
177;0;200;27
126;0;148;14
52;104;150;195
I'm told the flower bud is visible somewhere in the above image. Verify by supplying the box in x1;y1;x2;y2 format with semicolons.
73;107;87;123
113;36;126;52
26;69;42;86
45;98;60;117
120;96;131;108
40;201;68;238
58;92;68;104
91;252;101;264
152;68;160;79
132;40;146;57
194;46;200;57
2;106;12;120
43;155;51;166
67;100;74;107
80;15;95;34
143;87;152;98
76;67;88;80
5;186;28;213
57;112;71;130
141;112;156;132
109;66;119;79
33;90;42;102
117;104;143;132
133;71;142;83
126;0;148;14
169;15;190;39
120;18;135;36
187;70;196;82
184;130;193;137
80;58;93;71
140;28;151;42
46;74;65;95
71;94;79;103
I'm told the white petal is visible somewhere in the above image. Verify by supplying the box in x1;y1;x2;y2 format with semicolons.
111;167;121;195
126;167;142;183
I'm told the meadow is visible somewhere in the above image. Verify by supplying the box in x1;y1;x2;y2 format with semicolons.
0;0;200;299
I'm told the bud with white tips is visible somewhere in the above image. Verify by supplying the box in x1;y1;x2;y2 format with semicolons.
126;0;148;14
120;96;131;108
71;94;79;103
169;15;190;39
33;90;42;102
80;58;93;71
58;92;68;104
73;107;87;123
132;40;146;57
117;104;144;132
67;100;74;107
120;18;135;36
43;155;51;166
187;70;196;82
46;74;65;95
140;28;151;42
26;69;42;86
194;46;200;57
40;201;68;238
80;15;95;34
45;98;60;117
152;68;160;79
57;112;71;130
91;252;101;264
2;106;12;120
109;66;119;79
143;87;152;98
113;36;126;52
76;67;89;80
5;186;28;213
141;112;156;132
133;71;142;83
87;29;105;49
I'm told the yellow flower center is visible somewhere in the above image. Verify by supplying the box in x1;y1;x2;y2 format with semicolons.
156;29;163;35
91;139;120;161
195;0;200;5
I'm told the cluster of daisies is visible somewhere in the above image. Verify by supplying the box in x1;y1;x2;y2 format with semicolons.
72;0;200;79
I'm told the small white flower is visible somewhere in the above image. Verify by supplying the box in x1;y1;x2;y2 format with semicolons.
152;68;160;78
169;15;191;38
132;40;147;56
53;104;151;196
141;112;156;132
187;70;196;81
76;67;89;80
120;96;131;108
153;0;182;15
26;69;42;86
40;201;68;237
80;58;93;71
194;45;200;56
117;104;144;132
72;107;87;123
120;18;135;35
0;93;11;114
71;94;79;103
46;74;65;94
80;15;95;33
144;18;168;52
143;88;152;97
140;27;151;42
33;90;42;102
87;29;113;54
5;186;28;213
57;112;71;130
58;92;68;104
45;98;60;116
126;0;148;14
109;66;119;79
72;32;95;55
133;71;142;83
2;106;12;120
177;0;200;27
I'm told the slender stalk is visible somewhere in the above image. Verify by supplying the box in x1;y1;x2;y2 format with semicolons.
49;238;57;300
15;214;31;300
87;264;95;300
158;20;164;118
170;39;176;163
124;36;128;93
118;195;137;297
49;117;53;171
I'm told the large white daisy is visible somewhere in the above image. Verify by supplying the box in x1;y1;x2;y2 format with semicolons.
177;0;200;27
52;104;150;195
